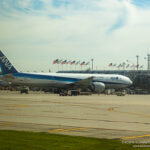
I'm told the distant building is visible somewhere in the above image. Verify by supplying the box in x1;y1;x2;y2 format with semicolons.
133;74;150;91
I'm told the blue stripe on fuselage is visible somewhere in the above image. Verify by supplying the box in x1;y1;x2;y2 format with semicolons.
13;73;80;83
12;73;126;86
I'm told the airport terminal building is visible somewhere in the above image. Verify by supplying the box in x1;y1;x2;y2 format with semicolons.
58;70;150;79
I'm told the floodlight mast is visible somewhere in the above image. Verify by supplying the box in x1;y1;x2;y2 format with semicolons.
136;55;139;71
148;54;150;70
91;59;94;71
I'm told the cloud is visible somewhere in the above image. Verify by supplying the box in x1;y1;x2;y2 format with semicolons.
131;0;150;9
0;0;150;71
108;15;127;32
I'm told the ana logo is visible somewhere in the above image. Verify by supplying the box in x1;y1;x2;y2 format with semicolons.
0;56;12;70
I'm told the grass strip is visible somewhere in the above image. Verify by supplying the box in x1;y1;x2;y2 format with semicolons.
0;130;149;150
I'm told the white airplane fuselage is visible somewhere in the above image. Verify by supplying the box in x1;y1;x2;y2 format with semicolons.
1;72;132;89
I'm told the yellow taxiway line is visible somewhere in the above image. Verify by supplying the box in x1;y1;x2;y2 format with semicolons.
8;105;29;108
48;127;88;133
0;122;14;126
109;107;150;140
108;107;150;118
121;134;150;140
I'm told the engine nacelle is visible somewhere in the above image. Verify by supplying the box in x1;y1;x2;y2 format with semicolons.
90;82;105;93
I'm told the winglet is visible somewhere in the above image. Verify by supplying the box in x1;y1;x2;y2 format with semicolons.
0;50;18;74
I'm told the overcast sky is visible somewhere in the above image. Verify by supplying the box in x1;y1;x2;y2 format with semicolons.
0;0;150;72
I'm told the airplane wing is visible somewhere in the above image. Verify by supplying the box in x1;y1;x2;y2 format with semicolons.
67;76;94;88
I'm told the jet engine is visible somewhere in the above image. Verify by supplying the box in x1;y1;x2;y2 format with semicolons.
89;82;105;93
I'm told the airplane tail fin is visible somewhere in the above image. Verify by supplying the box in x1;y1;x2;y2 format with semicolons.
0;50;18;74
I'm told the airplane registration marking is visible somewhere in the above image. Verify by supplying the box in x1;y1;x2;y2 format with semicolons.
48;127;88;133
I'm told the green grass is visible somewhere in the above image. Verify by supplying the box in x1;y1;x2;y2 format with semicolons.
0;130;149;150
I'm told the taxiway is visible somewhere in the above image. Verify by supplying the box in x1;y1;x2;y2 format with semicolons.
0;91;150;143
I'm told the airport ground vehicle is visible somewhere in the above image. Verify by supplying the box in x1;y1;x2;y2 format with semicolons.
20;87;29;94
116;90;126;96
59;90;80;96
68;90;80;96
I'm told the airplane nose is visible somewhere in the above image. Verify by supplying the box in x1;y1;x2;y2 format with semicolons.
128;79;133;85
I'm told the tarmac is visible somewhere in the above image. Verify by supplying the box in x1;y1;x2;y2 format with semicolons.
1;90;150;143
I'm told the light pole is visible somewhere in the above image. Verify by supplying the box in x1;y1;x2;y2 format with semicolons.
148;54;150;70
136;55;139;70
91;59;94;71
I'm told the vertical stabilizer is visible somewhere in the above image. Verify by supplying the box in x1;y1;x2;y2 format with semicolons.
0;50;18;74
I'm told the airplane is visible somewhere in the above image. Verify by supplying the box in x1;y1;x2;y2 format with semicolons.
0;50;132;93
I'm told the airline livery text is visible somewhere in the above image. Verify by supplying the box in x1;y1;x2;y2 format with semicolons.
0;56;12;70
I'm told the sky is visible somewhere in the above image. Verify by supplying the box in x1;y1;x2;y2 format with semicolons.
0;0;150;72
